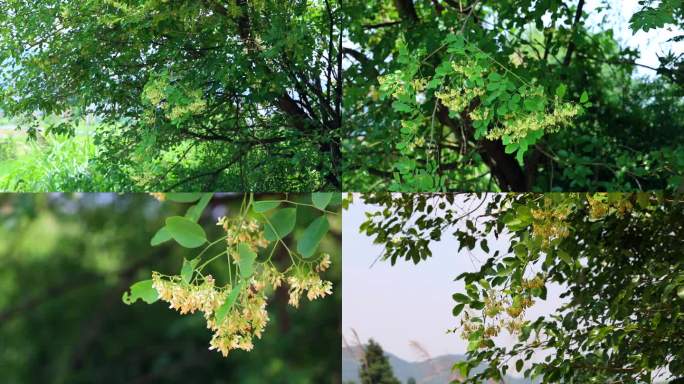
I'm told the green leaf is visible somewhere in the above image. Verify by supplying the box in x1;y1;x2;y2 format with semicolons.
579;91;589;103
453;361;470;377
238;242;257;278
467;338;480;352
165;216;207;248
555;83;567;99
678;286;684;299
297;216;330;258
558;249;573;266
215;280;244;324
452;303;465;317
181;258;199;283
392;100;413;113
452;293;470;303
185;193;213;222
311;192;333;210
122;279;159;305
253;200;281;213
263;208;297;241
150;226;171;246
516;359;524;372
166;193;203;203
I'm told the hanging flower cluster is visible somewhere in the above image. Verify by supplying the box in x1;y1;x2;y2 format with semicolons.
217;216;269;257
124;194;338;358
530;203;573;247
150;215;333;357
457;274;545;348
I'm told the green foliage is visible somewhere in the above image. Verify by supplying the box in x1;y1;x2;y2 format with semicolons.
359;339;401;384
342;0;684;192
297;216;331;258
630;0;684;32
164;216;208;248
122;279;159;305
0;0;344;191
358;192;684;383
263;207;298;241
0;130;106;192
124;193;341;357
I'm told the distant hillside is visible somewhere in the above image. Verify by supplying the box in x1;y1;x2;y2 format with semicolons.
342;346;532;384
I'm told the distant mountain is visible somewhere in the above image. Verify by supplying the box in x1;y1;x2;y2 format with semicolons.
342;346;532;384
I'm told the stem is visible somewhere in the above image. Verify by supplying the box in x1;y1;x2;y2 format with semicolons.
197;249;229;272
195;235;228;261
270;199;339;215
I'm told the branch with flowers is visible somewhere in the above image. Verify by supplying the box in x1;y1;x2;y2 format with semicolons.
121;193;339;357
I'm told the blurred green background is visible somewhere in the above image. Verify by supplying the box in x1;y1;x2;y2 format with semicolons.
0;193;341;384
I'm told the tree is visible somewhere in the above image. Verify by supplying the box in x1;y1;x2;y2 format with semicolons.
360;339;402;384
0;1;344;191
358;192;684;383
341;0;684;192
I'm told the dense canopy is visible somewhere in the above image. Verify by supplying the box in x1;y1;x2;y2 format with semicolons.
0;0;343;191
1;1;682;191
358;192;684;383
341;0;684;191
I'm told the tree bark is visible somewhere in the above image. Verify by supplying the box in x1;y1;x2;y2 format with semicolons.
437;105;526;191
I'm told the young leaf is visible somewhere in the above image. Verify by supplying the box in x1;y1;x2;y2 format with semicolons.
166;193;203;203
297;215;330;258
452;293;471;303
215;281;244;324
122;279;159;305
237;242;257;278
558;249;573;266
253;200;281;213
150;226;171;246
311;193;333;210
185;193;213;222
165;216;207;248
263;208;297;241
181;258;199;283
555;83;567;99
579;91;589;103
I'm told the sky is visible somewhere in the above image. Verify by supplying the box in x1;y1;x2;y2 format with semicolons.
342;195;566;367
585;0;683;76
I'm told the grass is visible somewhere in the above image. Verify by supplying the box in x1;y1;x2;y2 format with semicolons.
0;118;104;191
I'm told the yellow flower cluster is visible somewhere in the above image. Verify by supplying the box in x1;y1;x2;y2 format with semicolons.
142;76;207;122
485;101;580;143
458;285;539;346
315;253;332;273
217;216;269;259
436;87;484;114
152;272;269;357
586;194;633;220
152;252;333;356
530;205;572;247
207;287;269;357
287;268;333;308
152;272;226;315
167;89;207;122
